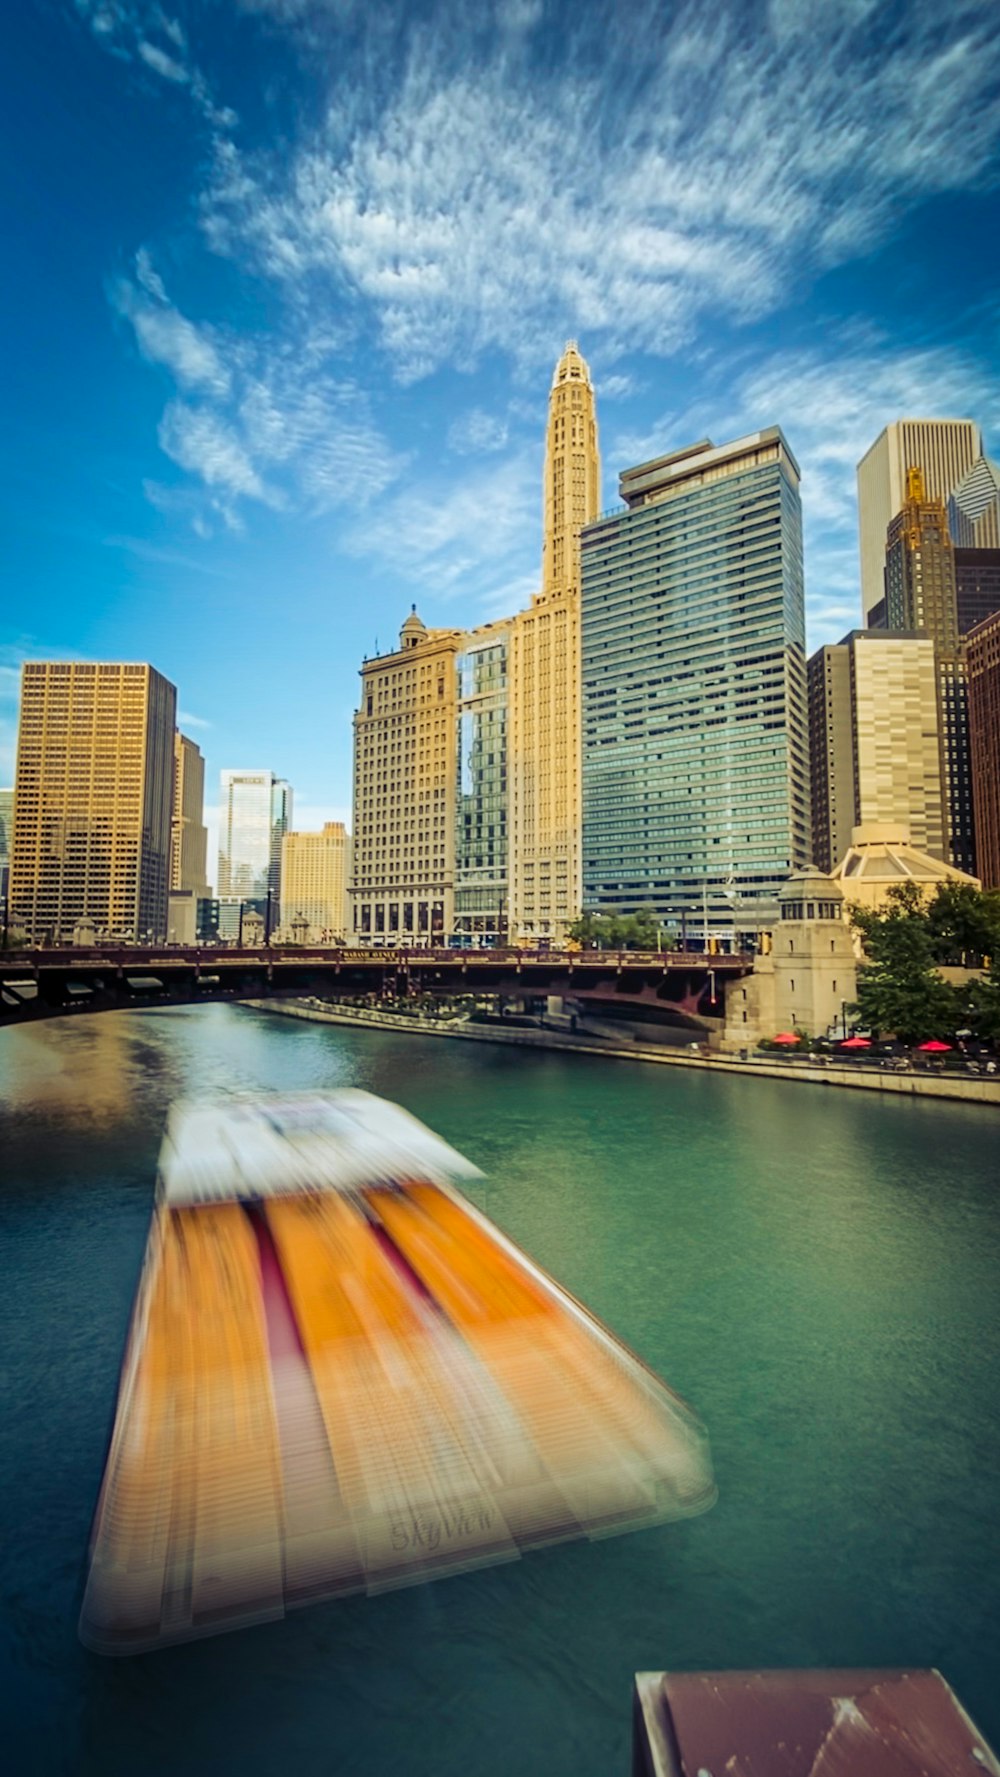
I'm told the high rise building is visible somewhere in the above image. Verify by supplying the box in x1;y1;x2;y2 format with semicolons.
967;610;1000;890
857;420;982;623
217;769;292;938
580;429;810;941
954;549;1000;638
170;732;209;895
454;621;511;944
947;454;1000;549
808;631;945;871
884;469;974;874
10;662;176;942
350;610;463;941
280;822;350;940
509;342;600;942
0;786;14;915
807;644;855;873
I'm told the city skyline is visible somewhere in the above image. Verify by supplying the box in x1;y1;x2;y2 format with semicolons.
4;1;1000;863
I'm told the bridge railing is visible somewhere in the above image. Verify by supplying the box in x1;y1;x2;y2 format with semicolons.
3;943;753;970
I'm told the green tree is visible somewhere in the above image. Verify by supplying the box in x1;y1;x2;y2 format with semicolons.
925;882;1000;966
958;954;1000;1042
848;884;961;1044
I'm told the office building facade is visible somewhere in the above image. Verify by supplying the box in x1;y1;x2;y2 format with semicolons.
454;621;511;944
170;731;210;896
218;769;292;933
967;609;1000;890
857;420;983;623
280;822;350;941
580;429;810;942
10;661;176;941
0;786;12;910
807;644;855;872
954;548;1000;638
808;630;945;870
350;609;463;941
947;454;1000;549
509;341;600;942
884;470;974;874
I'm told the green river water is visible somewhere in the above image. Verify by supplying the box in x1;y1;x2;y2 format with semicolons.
1;1003;998;1775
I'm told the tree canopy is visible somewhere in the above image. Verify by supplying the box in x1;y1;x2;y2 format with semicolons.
567;908;672;951
847;881;1000;1045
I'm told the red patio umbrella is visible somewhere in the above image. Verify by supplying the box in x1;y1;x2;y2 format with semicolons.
772;1032;801;1045
916;1039;952;1052
839;1036;871;1049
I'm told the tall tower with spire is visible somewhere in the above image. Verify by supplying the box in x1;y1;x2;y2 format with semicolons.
509;343;601;942
541;341;601;602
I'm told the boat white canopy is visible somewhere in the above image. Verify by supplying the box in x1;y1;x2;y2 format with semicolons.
158;1089;483;1207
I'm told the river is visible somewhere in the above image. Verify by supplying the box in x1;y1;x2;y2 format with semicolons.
2;1003;998;1775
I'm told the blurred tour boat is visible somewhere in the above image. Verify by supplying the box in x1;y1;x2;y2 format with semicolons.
80;1091;715;1654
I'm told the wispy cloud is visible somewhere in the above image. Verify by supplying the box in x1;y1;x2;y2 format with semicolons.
178;708;212;731
202;0;1000;380
159;402;273;503
343;448;539;607
75;1;237;126
112;254;404;525
447;408;509;454
137;39;186;82
112;273;231;395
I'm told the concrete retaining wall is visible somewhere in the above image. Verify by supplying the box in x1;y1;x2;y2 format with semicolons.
240;1000;1000;1109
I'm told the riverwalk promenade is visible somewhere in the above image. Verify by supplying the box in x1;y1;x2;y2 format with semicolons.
242;999;1000;1108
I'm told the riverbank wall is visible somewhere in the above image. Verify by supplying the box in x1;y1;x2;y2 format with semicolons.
240;999;1000;1108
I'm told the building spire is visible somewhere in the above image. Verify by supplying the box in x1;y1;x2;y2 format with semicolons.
540;341;601;600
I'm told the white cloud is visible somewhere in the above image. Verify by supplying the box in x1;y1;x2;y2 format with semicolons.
159;402;272;501
114;271;231;395
137;39;187;82
177;709;212;730
597;373;640;402
75;1;236;127
116;264;401;519
447;408;510;454
343;449;539;606
202;0;1000;380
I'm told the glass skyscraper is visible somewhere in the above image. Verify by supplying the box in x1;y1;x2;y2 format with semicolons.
580;429;810;944
218;770;292;937
453;623;509;944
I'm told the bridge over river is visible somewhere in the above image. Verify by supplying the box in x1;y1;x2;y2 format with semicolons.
0;945;753;1029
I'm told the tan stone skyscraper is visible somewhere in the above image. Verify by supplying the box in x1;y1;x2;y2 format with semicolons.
11;662;176;941
281;822;350;940
509;342;600;941
170;731;210;896
350;609;464;942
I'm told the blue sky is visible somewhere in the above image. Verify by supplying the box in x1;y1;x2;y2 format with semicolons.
3;0;1000;880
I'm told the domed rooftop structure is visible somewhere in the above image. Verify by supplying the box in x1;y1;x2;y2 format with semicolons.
778;866;845;904
832;823;980;910
400;605;427;650
776;866;845;923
